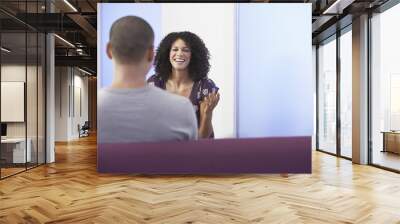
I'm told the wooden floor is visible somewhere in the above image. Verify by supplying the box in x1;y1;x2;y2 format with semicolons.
1;135;400;223
1;167;26;178
373;151;400;171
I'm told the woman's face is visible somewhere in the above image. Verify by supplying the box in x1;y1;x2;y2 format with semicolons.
169;39;191;71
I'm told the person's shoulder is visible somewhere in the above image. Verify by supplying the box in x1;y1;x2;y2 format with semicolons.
147;74;159;82
147;74;163;87
98;87;112;100
199;77;219;96
98;87;118;109
200;77;218;88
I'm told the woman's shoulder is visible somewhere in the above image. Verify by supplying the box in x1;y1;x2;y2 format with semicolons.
147;74;164;87
147;74;162;82
194;77;219;100
198;77;219;93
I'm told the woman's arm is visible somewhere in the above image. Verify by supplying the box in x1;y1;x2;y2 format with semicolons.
198;112;213;138
198;93;220;138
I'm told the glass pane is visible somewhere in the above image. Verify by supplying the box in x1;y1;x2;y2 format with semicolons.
38;33;45;165
340;29;352;158
27;31;38;169
313;45;317;150
318;37;337;154
0;1;46;178
1;30;27;177
26;0;41;168
371;4;400;171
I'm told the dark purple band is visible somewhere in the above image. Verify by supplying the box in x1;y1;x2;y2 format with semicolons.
98;136;311;174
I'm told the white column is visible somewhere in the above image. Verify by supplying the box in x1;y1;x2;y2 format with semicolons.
45;1;55;163
352;14;369;164
46;33;55;163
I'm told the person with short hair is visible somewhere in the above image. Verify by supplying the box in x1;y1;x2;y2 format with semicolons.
98;16;198;143
148;32;220;138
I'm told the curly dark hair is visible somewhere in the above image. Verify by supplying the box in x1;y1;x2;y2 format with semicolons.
154;31;210;82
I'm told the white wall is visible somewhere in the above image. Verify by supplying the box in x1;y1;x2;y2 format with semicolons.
80;75;89;125
72;73;89;138
55;67;89;141
55;67;69;141
161;3;236;138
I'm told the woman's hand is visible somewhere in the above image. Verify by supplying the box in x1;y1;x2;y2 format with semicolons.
198;92;220;138
199;92;220;120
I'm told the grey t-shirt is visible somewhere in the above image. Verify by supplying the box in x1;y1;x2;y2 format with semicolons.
98;85;198;143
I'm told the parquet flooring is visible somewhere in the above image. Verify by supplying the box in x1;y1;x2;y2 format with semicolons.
1;167;26;178
1;134;400;223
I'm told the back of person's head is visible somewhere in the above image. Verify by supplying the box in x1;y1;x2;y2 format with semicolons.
108;16;154;65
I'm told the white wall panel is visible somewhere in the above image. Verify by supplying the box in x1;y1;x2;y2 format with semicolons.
237;4;313;137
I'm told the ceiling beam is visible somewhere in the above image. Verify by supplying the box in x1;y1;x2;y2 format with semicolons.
55;55;96;72
67;13;97;44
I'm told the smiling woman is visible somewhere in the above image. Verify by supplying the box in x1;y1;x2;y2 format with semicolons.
148;32;220;139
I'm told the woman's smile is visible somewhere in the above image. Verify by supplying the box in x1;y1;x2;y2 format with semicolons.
170;39;191;70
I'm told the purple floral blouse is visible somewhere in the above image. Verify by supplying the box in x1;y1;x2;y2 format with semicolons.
147;74;219;137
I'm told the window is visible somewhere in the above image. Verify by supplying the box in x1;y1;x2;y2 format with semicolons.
340;29;352;158
318;36;337;154
371;2;400;171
